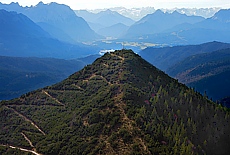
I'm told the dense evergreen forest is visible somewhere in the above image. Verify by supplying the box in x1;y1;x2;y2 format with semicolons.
0;50;229;155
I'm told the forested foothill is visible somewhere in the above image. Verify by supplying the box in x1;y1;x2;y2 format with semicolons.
1;50;229;155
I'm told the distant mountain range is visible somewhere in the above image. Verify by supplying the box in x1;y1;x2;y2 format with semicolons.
75;9;134;38
75;9;134;27
0;9;99;59
74;7;230;47
0;2;101;43
121;9;230;45
1;2;229;46
123;9;205;38
97;23;129;38
86;7;220;21
86;7;156;21
76;7;230;46
162;8;220;19
76;8;219;40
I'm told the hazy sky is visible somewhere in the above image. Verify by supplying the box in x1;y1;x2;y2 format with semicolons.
1;0;230;10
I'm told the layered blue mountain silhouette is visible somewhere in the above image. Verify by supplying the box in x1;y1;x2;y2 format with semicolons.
0;9;99;58
139;41;230;71
1;2;230;45
97;23;129;38
0;2;102;43
121;9;230;45
123;10;204;37
76;9;134;38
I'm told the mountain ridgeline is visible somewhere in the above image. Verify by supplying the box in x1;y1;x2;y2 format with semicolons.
0;9;99;59
168;48;230;101
121;9;230;45
0;55;101;100
0;50;229;155
0;2;101;43
139;41;230;101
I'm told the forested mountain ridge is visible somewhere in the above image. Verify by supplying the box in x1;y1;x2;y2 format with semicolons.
140;42;230;102
0;55;96;100
168;48;230;78
0;50;229;155
139;41;230;71
168;48;230;101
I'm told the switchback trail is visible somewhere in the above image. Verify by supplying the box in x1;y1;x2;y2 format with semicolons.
21;132;34;148
5;106;46;135
0;144;42;155
42;90;65;106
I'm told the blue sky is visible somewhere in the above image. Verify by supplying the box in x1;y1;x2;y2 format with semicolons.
1;0;230;9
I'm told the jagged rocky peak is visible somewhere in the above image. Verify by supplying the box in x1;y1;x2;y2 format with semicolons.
153;9;165;15
36;1;45;6
34;1;72;11
9;2;20;6
211;9;230;22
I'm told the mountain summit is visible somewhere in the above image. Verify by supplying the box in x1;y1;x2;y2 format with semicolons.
0;50;230;155
211;9;230;23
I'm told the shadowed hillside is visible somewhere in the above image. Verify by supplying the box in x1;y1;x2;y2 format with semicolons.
168;48;230;101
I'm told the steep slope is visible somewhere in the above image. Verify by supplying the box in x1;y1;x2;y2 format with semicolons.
0;9;99;59
168;48;230;78
0;2;101;43
0;50;229;155
0;9;50;38
0;56;93;100
168;48;230;101
24;2;100;42
196;9;230;30
74;10;97;23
